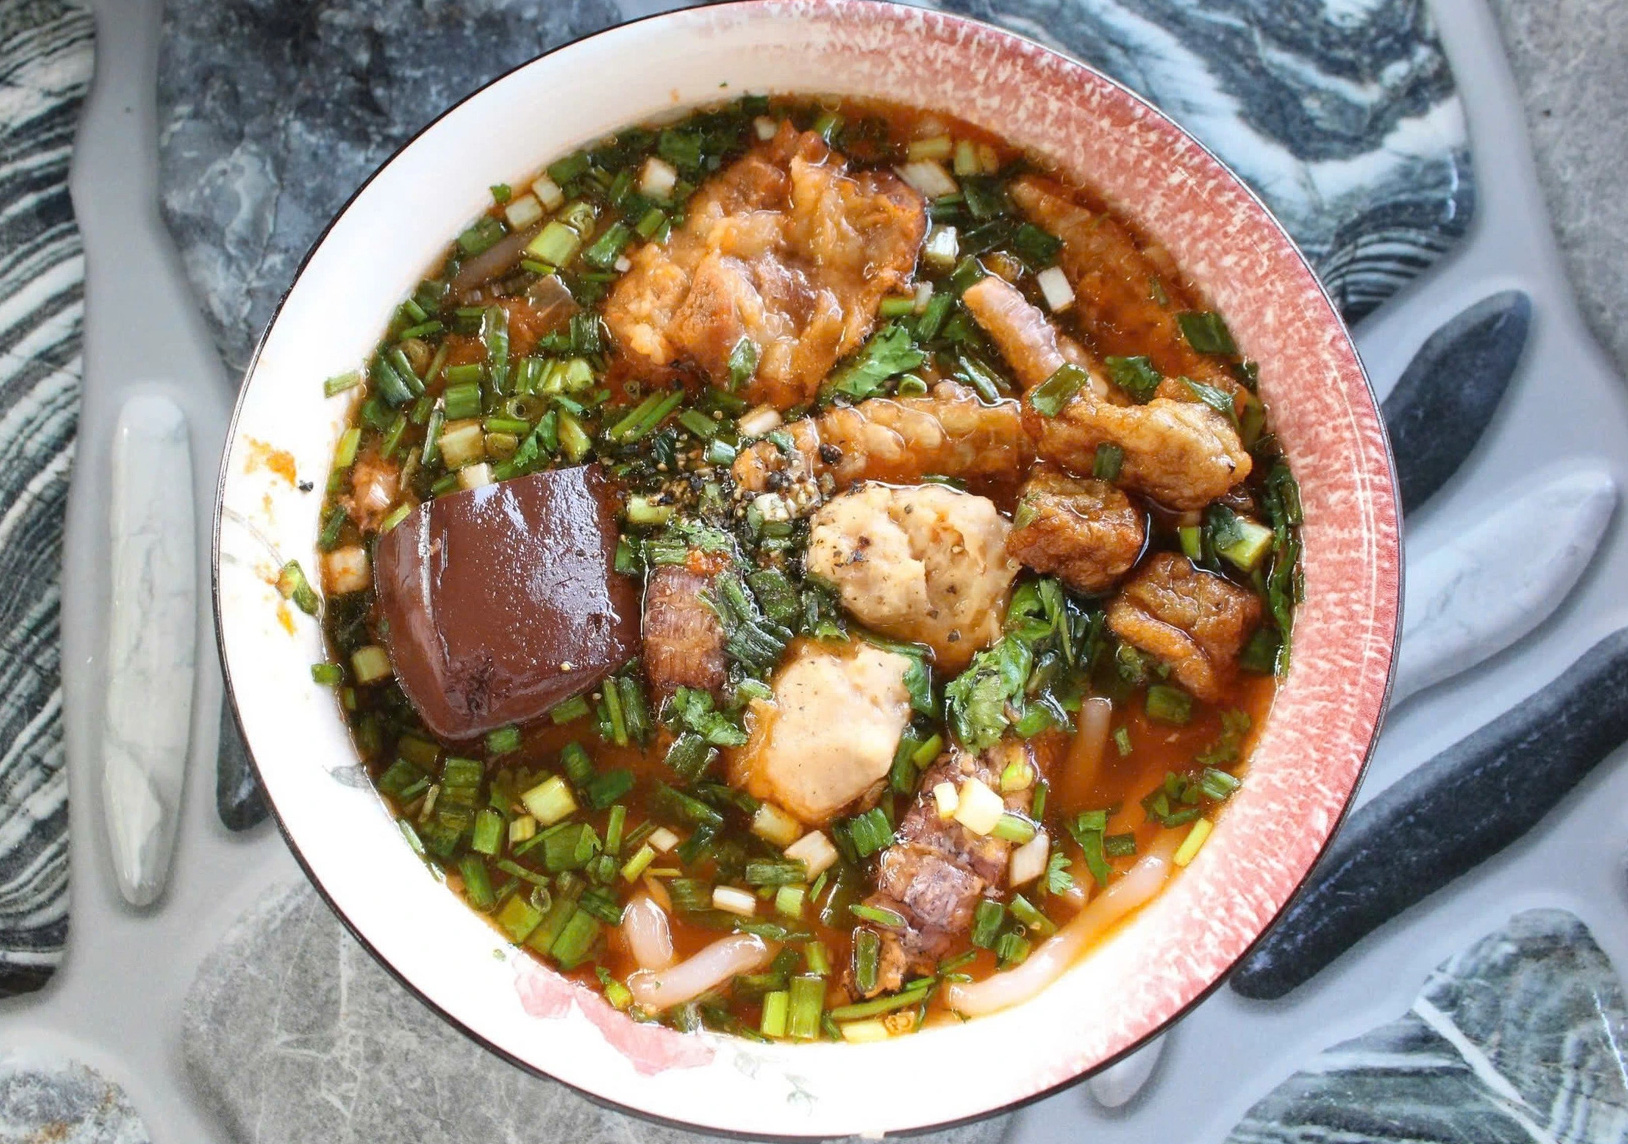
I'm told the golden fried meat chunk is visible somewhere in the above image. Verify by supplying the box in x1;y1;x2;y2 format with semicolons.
1007;463;1145;593
604;123;926;408
1106;552;1262;702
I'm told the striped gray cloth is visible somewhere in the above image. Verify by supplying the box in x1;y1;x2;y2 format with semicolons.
0;0;92;996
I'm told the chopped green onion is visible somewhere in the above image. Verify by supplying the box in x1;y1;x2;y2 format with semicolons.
583;221;632;270
584;769;635;811
1145;684;1194;726
608;388;684;442
1104;355;1161;403
849;903;906;929
549;909;600;969
1179;524;1204;561
774;884;806;919
827;983;932;1022
459;855;495;910
485;725;521;756
1030;362;1088;417
496;894;543;943
760;990;790;1038
1104;833;1138;858
317;505;346;551
1092;442;1125;481
275;560;319;615
994;931;1031;969
309;662;343;686
520;775;577;826
332;427;361;470
324;369;361;397
804;940;832;977
745;859;808;887
1007;894;1055;937
557;411;591;461
970;900;1005;948
625;495;673;526
853;928;881;995
677;408;720;439
787;975;825;1040
843;807;894;858
620;843;656;882
1184;377;1238;424
527;220;582;267
350;645;392;685
471;808;504;856
549;694;591;724
1177;311;1237;356
1240;627;1281;675
1113;726;1134;756
443;381;482;421
992;812;1037;845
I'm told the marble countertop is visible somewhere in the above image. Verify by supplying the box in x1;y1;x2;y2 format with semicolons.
5;1;1628;1142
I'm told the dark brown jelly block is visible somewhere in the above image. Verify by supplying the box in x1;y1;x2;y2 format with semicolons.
372;464;639;740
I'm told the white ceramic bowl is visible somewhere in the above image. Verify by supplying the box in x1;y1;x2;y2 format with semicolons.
215;1;1400;1135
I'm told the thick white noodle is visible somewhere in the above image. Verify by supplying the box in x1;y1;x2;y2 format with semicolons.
621;892;676;972
1065;697;1114;798
943;835;1177;1017
627;933;775;1010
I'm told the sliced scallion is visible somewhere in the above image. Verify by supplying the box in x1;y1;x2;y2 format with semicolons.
1030;362;1088;417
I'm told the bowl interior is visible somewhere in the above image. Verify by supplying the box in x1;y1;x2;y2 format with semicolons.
214;1;1400;1135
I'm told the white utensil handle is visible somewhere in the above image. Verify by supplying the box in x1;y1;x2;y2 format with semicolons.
102;392;196;907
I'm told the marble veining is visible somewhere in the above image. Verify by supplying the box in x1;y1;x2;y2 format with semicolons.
933;0;1474;321
1233;627;1628;1000
1227;910;1628;1144
0;0;92;996
102;393;196;907
1394;466;1617;704
184;881;1008;1144
0;1048;150;1144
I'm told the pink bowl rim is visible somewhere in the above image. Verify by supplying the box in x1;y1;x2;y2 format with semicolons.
211;0;1403;1134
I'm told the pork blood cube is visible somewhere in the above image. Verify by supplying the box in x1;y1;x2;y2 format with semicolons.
372;464;639;739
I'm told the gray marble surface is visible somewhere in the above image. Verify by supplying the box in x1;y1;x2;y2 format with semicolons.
0;0;93;998
1226;910;1628;1144
1491;0;1628;377
184;881;1010;1144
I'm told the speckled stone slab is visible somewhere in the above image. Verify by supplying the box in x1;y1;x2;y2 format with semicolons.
1490;0;1628;377
1226;910;1628;1144
183;881;1011;1144
0;1049;151;1144
0;0;94;997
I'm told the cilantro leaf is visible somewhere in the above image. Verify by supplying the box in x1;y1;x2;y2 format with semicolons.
1043;851;1075;896
945;634;1032;750
825;323;925;402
